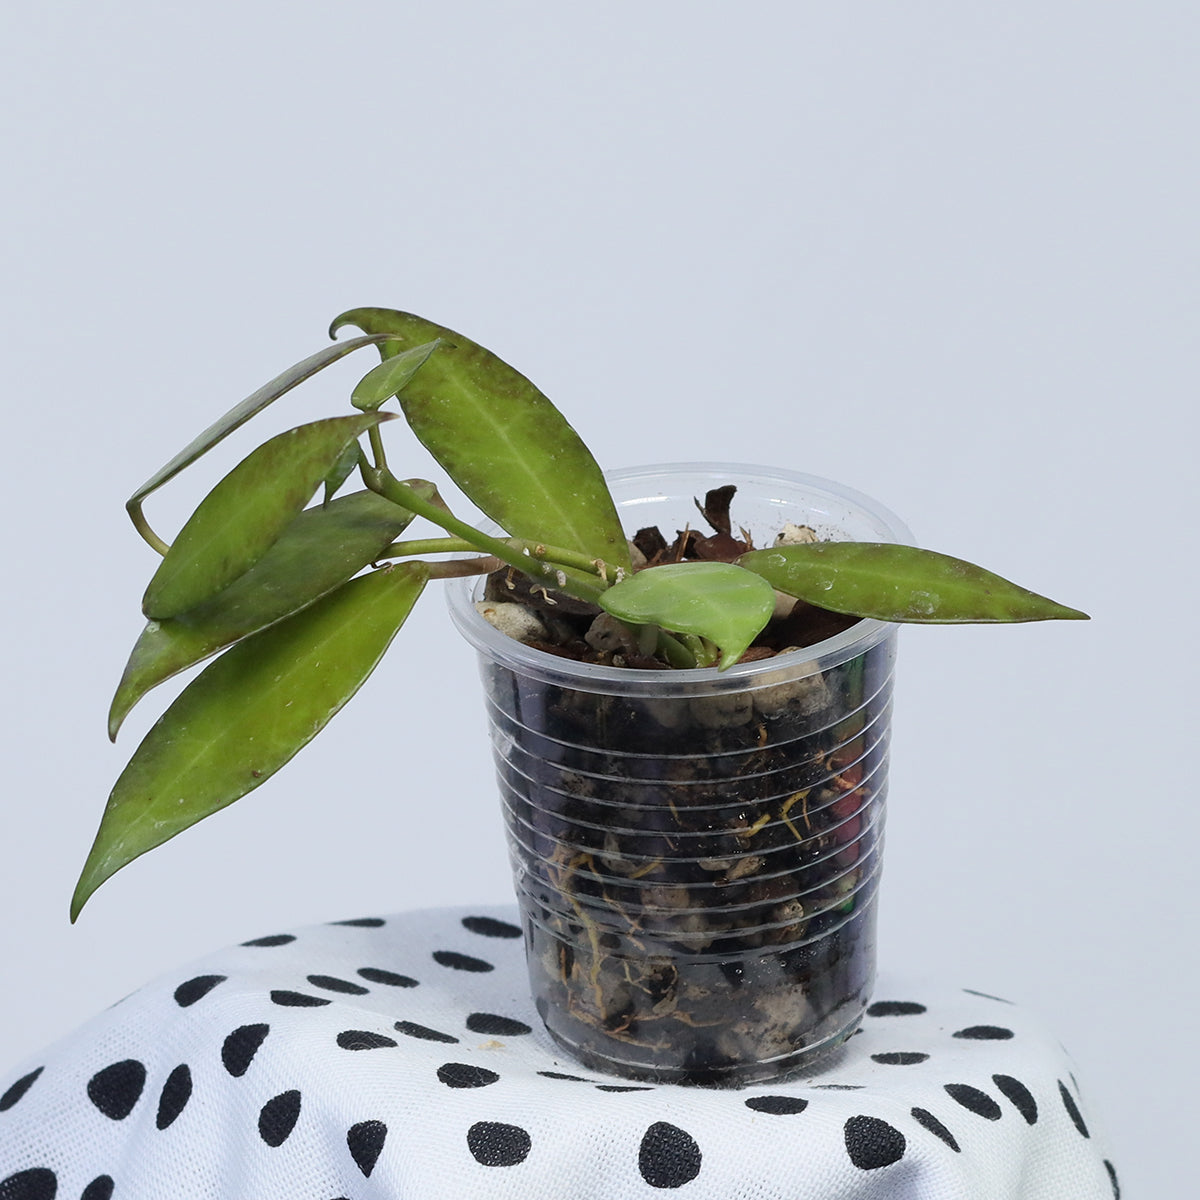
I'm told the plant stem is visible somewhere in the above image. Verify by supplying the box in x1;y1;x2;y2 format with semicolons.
677;632;718;668
367;424;388;471
510;539;620;581
380;536;481;558
379;524;693;665
657;629;697;669
125;499;170;557
425;556;504;580
382;534;618;582
361;466;608;603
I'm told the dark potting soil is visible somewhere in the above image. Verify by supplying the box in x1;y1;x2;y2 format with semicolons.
478;488;895;1084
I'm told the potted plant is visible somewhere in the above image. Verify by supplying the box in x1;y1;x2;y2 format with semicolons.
73;307;1086;1085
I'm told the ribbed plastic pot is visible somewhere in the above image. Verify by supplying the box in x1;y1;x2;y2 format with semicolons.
447;464;913;1085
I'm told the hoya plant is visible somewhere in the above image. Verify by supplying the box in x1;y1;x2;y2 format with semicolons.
70;308;1087;920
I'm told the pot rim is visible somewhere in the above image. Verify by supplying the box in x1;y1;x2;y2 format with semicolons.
446;461;914;695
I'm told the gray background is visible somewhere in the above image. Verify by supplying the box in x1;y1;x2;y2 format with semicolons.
1;3;1194;1193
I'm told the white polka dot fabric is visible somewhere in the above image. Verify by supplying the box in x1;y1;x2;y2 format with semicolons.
0;907;1118;1199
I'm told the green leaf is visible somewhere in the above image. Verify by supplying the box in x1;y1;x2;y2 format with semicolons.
73;563;429;920
142;413;391;619
331;308;631;573
323;439;361;504
739;543;1090;623
109;487;432;738
128;334;394;513
351;339;442;410
599;562;776;668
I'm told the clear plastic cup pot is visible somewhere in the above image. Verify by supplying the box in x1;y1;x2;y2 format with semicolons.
447;464;912;1085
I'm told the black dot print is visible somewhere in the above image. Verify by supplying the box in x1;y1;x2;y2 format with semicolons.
745;1095;809;1115
538;1071;588;1081
432;950;494;973
270;990;331;1008
944;1083;1002;1121
222;1023;270;1077
596;1085;653;1093
331;917;385;927
992;1074;1037;1124
337;1030;398;1051
813;1084;863;1090
81;1176;115;1200
156;1063;192;1130
468;1120;532;1167
87;1059;146;1120
0;1168;57;1200
19;923;1141;1191
0;1067;43;1112
307;974;369;995
461;915;521;939
347;1119;387;1177
258;1089;302;1147
395;1021;458;1044
1104;1159;1121;1198
241;934;295;947
437;1062;500;1089
465;1013;532;1037
844;1115;906;1170
357;967;418;988
866;1000;926;1017
638;1121;702;1189
910;1107;960;1152
174;974;227;1007
1058;1080;1089;1137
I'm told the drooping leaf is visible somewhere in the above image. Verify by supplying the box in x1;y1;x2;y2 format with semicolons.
599;562;776;668
330;308;631;573
128;334;393;514
109;487;432;738
73;563;430;920
351;339;442;411
739;543;1089;623
142;413;391;619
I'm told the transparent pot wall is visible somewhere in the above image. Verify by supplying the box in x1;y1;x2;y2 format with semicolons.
449;465;911;1085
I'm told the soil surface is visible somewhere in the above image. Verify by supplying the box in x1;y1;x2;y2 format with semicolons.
481;486;859;669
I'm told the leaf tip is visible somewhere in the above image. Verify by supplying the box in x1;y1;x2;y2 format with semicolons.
1024;593;1090;623
106;691;130;741
327;310;357;340
69;872;94;924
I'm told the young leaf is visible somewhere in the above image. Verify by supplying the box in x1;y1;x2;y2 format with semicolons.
739;543;1089;623
351;339;442;411
73;563;430;921
142;413;391;620
330;308;632;573
109;487;432;738
128;334;394;514
599;562;776;668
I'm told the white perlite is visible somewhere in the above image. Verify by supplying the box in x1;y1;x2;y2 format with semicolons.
475;600;548;644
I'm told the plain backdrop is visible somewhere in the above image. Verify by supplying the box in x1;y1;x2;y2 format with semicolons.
1;3;1195;1194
